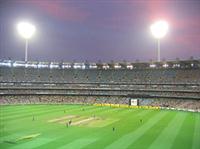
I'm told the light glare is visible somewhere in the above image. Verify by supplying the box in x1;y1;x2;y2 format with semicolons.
17;22;36;39
150;20;169;39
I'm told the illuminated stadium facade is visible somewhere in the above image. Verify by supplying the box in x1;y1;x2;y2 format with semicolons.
0;59;200;111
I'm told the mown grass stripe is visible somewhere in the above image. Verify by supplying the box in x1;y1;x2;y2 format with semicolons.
1;104;78;115
0;105;50;113
0;105;75;118
58;138;98;149
1;105;76;117
94;108;136;119
104;111;167;149
148;112;187;149
82;110;158;149
0;104;83;114
7;137;57;149
171;113;196;149
1;107;70;122
192;113;200;149
81;110;155;149
1;105;94;122
126;111;176;149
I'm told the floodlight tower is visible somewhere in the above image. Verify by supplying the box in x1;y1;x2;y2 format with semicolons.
17;22;36;62
150;20;169;62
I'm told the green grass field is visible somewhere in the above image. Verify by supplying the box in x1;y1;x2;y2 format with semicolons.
0;104;200;149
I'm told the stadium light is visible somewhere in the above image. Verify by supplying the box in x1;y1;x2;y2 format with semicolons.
150;20;169;62
17;22;36;62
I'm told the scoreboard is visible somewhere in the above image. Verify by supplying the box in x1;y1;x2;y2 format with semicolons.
129;99;138;106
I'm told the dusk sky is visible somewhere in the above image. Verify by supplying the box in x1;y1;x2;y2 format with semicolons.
0;0;200;62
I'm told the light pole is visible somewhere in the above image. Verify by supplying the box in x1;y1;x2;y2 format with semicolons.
157;39;160;62
150;20;169;62
17;22;36;62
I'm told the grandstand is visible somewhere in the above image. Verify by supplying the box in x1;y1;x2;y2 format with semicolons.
0;59;200;111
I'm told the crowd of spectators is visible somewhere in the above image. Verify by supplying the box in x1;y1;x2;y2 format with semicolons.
1;67;200;84
0;63;199;111
0;95;199;111
143;99;200;111
0;95;128;105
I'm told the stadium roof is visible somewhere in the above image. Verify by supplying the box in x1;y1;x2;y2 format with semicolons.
0;59;199;69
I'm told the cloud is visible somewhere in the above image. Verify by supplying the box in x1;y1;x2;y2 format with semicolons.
27;0;90;22
168;16;200;50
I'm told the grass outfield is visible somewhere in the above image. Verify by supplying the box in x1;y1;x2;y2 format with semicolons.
0;104;200;149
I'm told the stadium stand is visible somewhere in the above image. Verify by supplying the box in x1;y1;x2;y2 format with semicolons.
0;59;200;111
